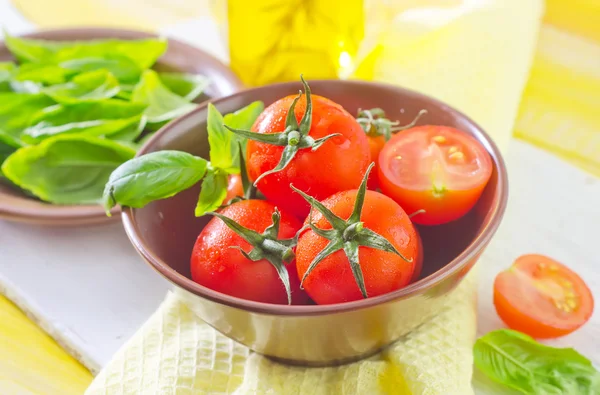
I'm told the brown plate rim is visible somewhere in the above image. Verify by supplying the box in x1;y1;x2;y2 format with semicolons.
0;27;243;225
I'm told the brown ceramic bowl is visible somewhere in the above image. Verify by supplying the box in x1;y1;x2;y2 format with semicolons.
0;28;243;226
123;80;508;365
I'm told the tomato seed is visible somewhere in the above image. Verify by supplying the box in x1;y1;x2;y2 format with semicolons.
449;151;465;162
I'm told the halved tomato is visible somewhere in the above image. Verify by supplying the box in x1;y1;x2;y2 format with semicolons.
378;125;493;225
494;254;594;339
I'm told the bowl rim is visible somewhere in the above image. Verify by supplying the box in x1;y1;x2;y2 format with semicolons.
123;79;509;316
0;27;243;225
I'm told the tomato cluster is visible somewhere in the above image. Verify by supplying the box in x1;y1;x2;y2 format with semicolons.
190;77;493;305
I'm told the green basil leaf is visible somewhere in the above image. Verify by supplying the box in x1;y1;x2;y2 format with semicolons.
0;93;54;143
0;62;15;91
9;80;43;94
52;39;167;70
195;168;228;217
132;70;197;125
59;56;142;84
42;70;120;103
1;135;135;204
158;72;210;101
102;150;208;214
22;100;147;143
0;62;15;74
4;33;167;69
3;33;65;63
0;63;40;93
223;101;265;130
207;103;237;172
115;83;135;100
474;329;600;395
13;62;76;85
0;141;15;166
0;131;24;150
223;101;265;159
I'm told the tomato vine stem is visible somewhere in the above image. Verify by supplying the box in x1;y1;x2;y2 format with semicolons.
356;108;427;140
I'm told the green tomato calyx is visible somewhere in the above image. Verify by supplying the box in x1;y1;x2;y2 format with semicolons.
208;206;303;305
291;162;413;299
224;75;340;186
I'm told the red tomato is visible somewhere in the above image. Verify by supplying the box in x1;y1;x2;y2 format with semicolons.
410;228;424;283
222;174;243;205
246;94;371;218
378;125;493;225
366;135;385;190
296;190;419;304
494;254;594;339
190;200;308;305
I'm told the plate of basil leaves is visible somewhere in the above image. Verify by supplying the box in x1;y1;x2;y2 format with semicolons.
0;28;242;226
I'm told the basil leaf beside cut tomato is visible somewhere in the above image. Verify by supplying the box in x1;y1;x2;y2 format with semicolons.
1;135;136;204
474;329;600;395
102;150;208;215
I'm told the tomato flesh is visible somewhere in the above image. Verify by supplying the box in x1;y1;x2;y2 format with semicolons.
190;200;308;305
378;125;493;225
246;94;371;218
494;254;594;339
296;190;419;305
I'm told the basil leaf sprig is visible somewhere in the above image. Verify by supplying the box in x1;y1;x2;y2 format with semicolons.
103;101;264;216
474;329;600;394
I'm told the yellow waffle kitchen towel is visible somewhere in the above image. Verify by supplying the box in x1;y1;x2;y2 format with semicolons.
86;271;477;395
83;1;545;394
